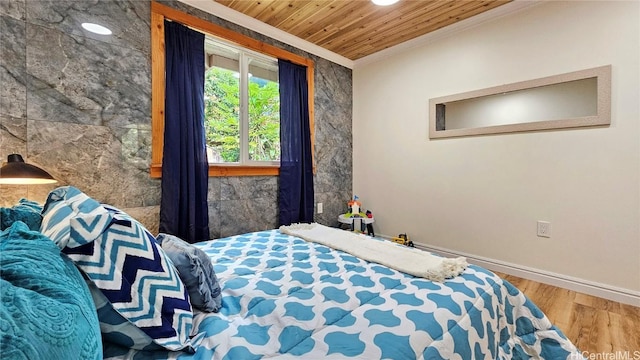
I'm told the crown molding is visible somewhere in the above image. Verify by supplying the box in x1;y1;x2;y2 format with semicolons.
354;0;542;68
176;0;355;69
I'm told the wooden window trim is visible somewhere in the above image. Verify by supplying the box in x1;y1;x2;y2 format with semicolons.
150;1;315;178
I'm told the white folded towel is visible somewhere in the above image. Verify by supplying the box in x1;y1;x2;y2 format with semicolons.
279;223;467;282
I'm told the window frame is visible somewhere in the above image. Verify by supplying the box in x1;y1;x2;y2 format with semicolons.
150;2;315;178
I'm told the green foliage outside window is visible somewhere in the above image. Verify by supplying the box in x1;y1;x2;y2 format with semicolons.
248;78;280;161
204;67;280;163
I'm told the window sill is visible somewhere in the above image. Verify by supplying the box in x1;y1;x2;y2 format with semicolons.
150;164;279;178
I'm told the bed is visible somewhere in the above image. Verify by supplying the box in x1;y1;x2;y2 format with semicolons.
0;186;583;360
103;230;581;359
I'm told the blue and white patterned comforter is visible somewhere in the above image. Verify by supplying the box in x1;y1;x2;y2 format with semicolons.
104;229;582;359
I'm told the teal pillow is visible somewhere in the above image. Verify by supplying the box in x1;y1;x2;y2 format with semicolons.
0;199;43;231
16;198;44;213
0;221;102;359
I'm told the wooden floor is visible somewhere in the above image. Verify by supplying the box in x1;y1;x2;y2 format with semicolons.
495;272;640;356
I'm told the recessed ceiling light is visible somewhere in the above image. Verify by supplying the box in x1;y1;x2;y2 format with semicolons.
81;22;112;35
372;0;399;6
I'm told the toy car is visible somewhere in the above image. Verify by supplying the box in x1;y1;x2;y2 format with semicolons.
391;233;414;247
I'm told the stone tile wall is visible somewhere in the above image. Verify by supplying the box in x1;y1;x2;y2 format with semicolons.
0;0;352;238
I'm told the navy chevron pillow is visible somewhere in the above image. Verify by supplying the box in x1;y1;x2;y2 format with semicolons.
41;187;194;351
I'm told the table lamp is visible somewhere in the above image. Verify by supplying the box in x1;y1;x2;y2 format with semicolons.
0;154;57;184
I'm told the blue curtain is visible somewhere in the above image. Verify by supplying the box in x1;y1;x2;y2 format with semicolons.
278;60;314;226
159;20;209;243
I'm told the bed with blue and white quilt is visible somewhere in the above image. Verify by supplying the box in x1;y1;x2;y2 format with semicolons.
103;223;582;360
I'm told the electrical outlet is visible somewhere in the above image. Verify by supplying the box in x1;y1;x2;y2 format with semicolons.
317;202;323;214
537;221;551;238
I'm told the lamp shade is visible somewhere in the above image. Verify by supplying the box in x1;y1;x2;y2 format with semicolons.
0;154;58;185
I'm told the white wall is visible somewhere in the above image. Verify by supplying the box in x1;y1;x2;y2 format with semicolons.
353;1;639;295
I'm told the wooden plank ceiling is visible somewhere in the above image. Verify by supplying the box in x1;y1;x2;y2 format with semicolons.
215;0;512;60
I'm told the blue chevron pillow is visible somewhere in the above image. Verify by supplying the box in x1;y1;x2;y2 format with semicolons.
40;186;112;249
41;187;194;351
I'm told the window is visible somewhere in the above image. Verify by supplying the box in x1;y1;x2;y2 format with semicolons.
204;38;280;165
150;2;314;177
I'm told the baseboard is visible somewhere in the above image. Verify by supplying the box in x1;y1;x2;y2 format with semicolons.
379;234;640;307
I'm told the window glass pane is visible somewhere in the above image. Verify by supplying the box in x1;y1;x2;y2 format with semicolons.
204;42;240;163
248;56;280;162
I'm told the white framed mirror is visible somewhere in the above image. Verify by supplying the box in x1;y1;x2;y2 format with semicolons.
429;65;611;139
